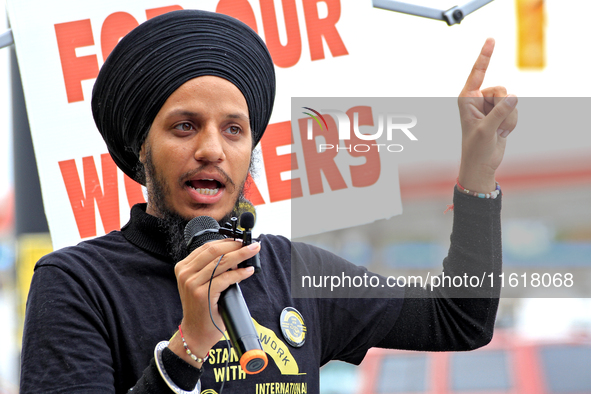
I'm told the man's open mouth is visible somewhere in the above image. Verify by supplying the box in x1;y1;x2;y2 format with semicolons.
186;179;223;196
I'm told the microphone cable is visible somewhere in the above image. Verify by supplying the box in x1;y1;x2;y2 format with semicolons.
207;254;231;394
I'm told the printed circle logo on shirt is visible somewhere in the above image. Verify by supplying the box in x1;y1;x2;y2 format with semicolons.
280;307;306;348
201;390;217;394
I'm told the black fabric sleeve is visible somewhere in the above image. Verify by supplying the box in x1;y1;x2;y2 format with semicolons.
376;187;502;351
290;241;405;366
20;265;116;393
318;296;403;365
20;264;200;394
162;347;203;390
128;358;172;393
128;348;202;392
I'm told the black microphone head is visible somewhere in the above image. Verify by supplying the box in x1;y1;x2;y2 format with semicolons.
240;212;255;230
235;198;256;230
185;216;224;251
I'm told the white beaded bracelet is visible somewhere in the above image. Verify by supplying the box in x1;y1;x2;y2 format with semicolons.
178;324;210;363
457;179;501;199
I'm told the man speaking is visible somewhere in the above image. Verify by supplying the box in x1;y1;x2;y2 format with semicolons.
20;9;517;393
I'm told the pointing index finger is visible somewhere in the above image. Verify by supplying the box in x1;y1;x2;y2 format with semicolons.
462;38;495;94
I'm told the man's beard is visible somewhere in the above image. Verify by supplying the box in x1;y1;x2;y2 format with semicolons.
143;147;248;262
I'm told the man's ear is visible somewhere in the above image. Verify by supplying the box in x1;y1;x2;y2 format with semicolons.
139;142;147;164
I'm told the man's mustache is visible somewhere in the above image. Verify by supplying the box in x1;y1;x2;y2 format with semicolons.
179;165;236;192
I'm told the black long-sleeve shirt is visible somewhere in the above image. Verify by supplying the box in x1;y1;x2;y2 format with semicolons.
20;187;501;393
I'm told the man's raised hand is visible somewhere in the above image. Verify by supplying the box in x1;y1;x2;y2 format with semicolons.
458;38;518;193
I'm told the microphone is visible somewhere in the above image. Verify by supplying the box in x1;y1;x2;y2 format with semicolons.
239;211;255;232
184;215;268;374
236;212;261;272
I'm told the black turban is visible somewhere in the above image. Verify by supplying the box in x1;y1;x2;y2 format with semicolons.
91;9;276;185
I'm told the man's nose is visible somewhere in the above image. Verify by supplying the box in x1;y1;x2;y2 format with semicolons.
193;126;225;163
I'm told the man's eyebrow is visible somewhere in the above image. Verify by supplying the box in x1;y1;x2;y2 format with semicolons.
165;110;249;122
226;113;250;122
166;109;201;119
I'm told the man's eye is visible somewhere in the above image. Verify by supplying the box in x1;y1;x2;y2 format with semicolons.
225;125;241;135
174;123;194;132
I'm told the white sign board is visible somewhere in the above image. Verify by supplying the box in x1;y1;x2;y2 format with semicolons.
7;0;415;249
